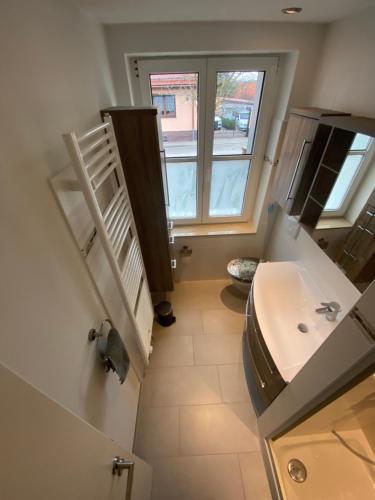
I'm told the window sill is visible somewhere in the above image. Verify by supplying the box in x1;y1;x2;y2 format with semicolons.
316;217;353;230
172;221;256;237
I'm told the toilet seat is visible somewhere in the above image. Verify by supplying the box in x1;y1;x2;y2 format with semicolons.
227;257;259;283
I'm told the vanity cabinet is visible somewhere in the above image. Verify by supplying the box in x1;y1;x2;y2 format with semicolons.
273;108;349;215
243;284;286;416
101;106;174;293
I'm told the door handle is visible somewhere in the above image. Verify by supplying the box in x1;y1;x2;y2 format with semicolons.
112;457;134;500
248;339;266;389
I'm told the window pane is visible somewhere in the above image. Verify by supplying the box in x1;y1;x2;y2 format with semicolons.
209;160;250;216
149;73;198;158
165;95;175;115
213;71;264;156
350;133;371;151
166;162;197;218
152;95;163;114
325;155;363;211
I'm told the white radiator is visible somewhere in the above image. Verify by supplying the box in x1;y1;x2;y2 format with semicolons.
63;116;153;364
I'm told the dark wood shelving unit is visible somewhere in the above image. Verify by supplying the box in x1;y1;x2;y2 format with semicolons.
101;106;174;294
300;115;375;229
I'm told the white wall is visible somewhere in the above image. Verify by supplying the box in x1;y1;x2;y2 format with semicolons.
0;0;140;452
311;6;375;117
174;232;263;281
105;21;326;108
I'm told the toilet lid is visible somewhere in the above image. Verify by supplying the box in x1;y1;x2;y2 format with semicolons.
227;258;259;283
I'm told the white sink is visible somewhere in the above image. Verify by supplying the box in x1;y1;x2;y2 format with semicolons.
253;261;340;382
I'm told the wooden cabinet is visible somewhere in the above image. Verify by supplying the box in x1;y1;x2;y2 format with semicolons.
273;108;349;215
101;106;174;293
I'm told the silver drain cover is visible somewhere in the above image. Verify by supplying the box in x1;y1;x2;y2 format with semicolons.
287;458;307;483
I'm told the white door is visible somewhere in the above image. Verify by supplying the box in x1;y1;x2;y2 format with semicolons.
0;363;152;500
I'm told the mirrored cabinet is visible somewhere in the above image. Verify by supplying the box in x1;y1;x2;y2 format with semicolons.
272;107;349;213
292;115;375;291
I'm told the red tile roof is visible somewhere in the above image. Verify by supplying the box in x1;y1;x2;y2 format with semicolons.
234;82;257;100
150;74;197;87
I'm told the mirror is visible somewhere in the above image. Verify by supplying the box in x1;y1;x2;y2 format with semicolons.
311;133;375;291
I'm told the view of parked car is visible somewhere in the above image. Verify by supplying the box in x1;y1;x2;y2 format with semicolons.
214;116;222;130
237;112;250;131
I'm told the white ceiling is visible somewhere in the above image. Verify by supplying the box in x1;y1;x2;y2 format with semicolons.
77;0;374;24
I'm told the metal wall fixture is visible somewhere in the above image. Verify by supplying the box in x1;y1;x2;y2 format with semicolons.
88;318;113;341
281;6;303;15
88;319;130;384
80;227;97;258
180;245;193;257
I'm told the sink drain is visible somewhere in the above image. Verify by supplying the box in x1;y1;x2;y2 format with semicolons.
297;323;309;333
287;458;307;483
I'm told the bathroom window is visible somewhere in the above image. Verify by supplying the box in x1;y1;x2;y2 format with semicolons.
138;56;277;225
323;133;374;216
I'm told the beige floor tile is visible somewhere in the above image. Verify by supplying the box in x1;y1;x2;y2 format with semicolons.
139;365;222;407
150;454;245;500
180;403;259;455
153;309;203;337
193;333;243;365
134;406;179;458
218;364;250;403
202;308;245;335
238;452;272;500
170;280;230;310
219;283;248;314
149;335;194;368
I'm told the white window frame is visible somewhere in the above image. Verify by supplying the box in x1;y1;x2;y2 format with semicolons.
139;58;206;225
138;56;278;225
322;139;375;218
202;57;277;223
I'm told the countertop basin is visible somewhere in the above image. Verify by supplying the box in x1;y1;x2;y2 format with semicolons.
253;261;340;382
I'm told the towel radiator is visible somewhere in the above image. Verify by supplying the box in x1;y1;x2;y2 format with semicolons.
64;116;153;364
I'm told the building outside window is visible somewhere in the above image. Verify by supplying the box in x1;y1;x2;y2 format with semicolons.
152;94;176;117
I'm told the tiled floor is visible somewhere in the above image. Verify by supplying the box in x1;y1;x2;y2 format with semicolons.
134;279;272;500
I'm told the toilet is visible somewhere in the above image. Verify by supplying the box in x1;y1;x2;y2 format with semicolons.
227;257;259;296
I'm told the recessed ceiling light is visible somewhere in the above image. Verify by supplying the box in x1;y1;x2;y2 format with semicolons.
281;7;303;14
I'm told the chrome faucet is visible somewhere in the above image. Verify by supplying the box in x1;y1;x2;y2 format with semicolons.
315;302;341;322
